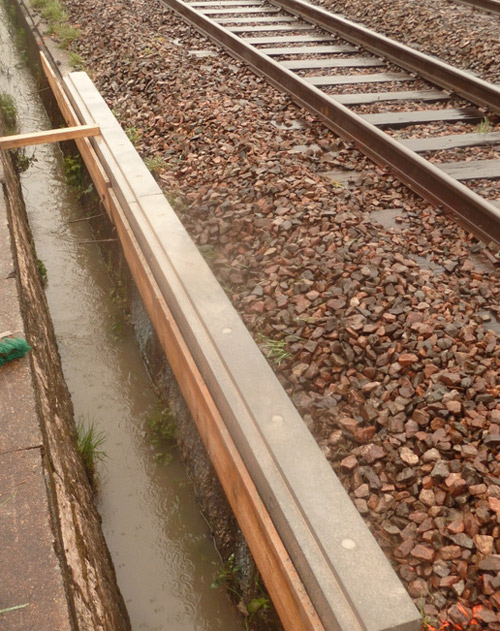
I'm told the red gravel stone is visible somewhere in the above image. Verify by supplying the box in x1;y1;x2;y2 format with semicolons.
398;353;419;367
340;454;358;472
474;534;494;555
358;444;386;464
411;544;435;562
440;546;462;561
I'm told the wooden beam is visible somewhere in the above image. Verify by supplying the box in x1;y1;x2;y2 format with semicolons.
0;125;100;150
40;50;324;631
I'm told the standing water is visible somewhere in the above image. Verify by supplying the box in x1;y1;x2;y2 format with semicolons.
0;6;243;630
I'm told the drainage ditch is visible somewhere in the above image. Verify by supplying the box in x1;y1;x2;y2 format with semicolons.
0;3;246;629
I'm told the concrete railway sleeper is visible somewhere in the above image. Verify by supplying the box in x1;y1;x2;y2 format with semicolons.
33;50;422;631
162;0;500;248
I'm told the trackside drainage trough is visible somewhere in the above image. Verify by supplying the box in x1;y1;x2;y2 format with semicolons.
0;10;244;628
33;55;421;631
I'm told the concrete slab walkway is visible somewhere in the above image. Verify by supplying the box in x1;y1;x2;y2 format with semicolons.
0;160;73;630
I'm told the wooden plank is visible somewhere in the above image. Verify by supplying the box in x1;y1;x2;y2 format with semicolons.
333;89;447;105
260;44;357;55
363;107;483;128
41;51;325;631
283;56;383;70
439;159;500;180
306;71;411;86
400;131;500;152
244;34;336;44
0;125;100;150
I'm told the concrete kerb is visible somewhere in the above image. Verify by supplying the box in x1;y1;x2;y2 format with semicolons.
64;70;421;631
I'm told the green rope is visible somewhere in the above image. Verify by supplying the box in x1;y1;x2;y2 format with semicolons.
0;337;31;366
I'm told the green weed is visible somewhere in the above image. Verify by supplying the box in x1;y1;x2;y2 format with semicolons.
147;405;177;468
0;92;17;132
212;559;273;629
110;316;125;340
247;596;270;616
76;419;107;479
477;116;493;134
147;404;177;445
125;126;140;144
256;334;291;366
31;0;80;49
144;155;168;174
40;0;64;25
15;26;28;63
12;148;37;173
108;282;128;308
419;597;438;630
211;553;241;597
69;51;85;70
56;23;80;48
63;155;83;189
37;258;47;281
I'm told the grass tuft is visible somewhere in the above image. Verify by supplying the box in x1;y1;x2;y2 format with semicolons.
256;334;291;366
63;155;83;189
76;420;107;480
0;92;17;133
31;0;80;48
147;404;177;466
69;51;85;70
477;116;493;134
144;155;168;175
147;404;177;444
125;126;140;145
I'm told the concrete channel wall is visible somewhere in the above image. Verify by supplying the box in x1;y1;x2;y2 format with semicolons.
63;69;421;631
0;144;130;630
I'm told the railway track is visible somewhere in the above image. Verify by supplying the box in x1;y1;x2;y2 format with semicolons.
161;0;500;248
13;3;496;631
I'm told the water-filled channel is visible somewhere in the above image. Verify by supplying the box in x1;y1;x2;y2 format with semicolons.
0;6;242;630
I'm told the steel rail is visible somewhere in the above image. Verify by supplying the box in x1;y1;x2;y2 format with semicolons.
454;0;500;14
161;0;500;246
272;0;500;116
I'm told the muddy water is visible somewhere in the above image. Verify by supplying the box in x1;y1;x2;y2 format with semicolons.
0;7;242;631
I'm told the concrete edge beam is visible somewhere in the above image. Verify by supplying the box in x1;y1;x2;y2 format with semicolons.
64;70;420;631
